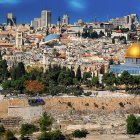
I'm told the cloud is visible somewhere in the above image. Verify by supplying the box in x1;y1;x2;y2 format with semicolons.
69;0;86;9
0;0;21;4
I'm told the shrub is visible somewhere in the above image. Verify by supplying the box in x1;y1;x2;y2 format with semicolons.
38;132;50;140
127;114;140;134
39;113;54;132
74;90;82;97
94;103;98;108
4;130;17;140
84;92;92;96
72;129;88;138
20;123;37;137
67;102;72;107
102;106;105;110
38;130;65;140
0;125;5;134
119;102;124;108
85;103;89;106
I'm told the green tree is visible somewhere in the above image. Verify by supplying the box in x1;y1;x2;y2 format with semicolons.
74;90;82;96
2;79;25;94
39;113;54;132
0;51;2;61
70;67;75;80
0;60;9;81
83;72;92;83
72;129;88;138
20;123;37;138
82;31;90;38
48;85;59;96
127;114;139;134
11;66;18;80
90;31;98;38
50;130;65;140
38;130;65;140
0;125;5;135
11;62;26;80
120;71;133;91
16;62;26;79
120;71;132;85
73;78;80;85
112;37;115;44
99;31;105;37
4;130;16;140
120;36;127;44
102;72;116;86
76;66;81;81
84;92;92;96
92;77;99;87
57;70;72;86
2;80;11;90
38;132;50;140
115;77;122;86
12;80;24;94
109;59;114;65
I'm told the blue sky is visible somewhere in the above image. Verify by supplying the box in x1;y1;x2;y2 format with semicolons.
0;0;139;24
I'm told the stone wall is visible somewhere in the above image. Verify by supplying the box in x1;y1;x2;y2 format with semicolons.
8;106;42;121
0;96;139;134
0;100;8;117
0;117;22;128
43;96;140;116
0;96;139;119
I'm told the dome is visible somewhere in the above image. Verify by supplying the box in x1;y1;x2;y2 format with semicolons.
44;34;60;42
125;43;140;58
78;19;84;24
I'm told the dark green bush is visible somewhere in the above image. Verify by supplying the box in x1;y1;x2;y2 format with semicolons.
72;129;88;138
127;114;140;134
20;123;37;137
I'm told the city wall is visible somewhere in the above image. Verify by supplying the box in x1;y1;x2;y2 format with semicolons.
43;96;140;115
0;96;139;119
0;96;139;132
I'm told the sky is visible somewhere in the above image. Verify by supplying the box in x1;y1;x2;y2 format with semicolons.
0;0;139;24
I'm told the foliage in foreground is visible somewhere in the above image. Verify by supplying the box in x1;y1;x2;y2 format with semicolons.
127;114;140;134
39;113;54;132
38;130;66;140
72;129;89;138
20;123;37;138
0;126;17;140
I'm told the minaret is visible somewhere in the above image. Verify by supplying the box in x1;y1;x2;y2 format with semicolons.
16;29;23;48
57;16;61;33
42;50;49;71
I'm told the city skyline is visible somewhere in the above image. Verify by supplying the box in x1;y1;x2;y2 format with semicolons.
0;0;139;24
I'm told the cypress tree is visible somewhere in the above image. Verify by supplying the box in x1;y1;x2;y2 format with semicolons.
16;62;26;79
1;60;8;81
76;66;81;81
70;67;75;79
0;51;2;61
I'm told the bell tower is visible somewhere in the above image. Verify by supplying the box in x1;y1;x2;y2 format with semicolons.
16;29;23;48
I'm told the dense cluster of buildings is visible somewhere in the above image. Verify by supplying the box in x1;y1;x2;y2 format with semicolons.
0;11;140;78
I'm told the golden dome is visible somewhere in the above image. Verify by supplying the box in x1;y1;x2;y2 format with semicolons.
125;43;140;58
